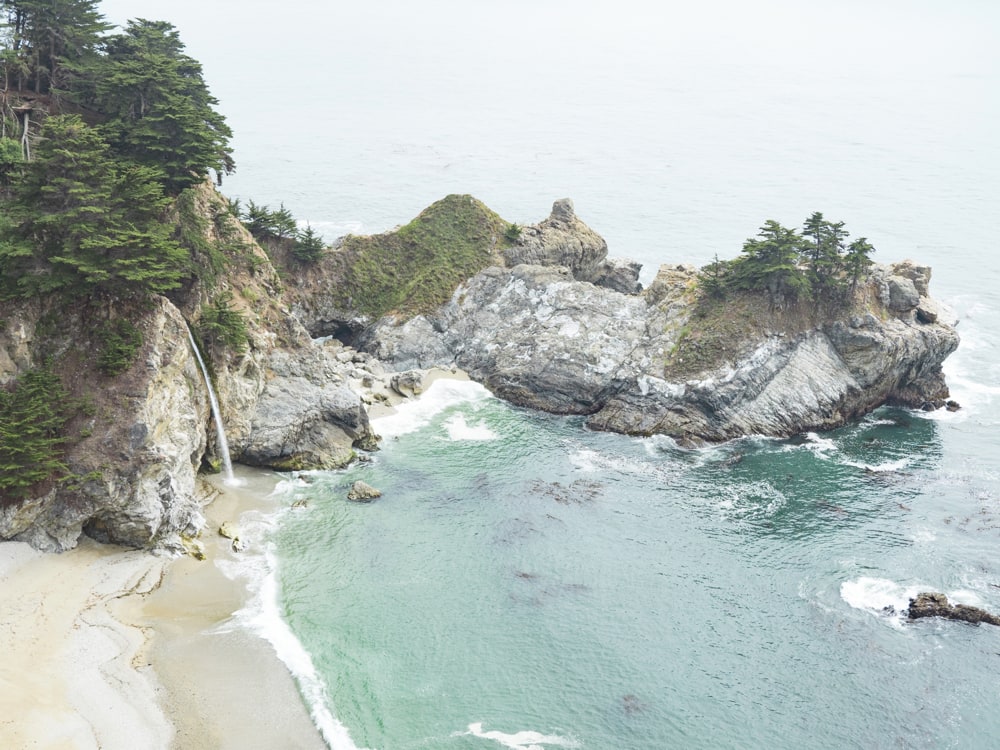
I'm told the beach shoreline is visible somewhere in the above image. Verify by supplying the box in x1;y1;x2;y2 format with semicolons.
0;365;471;749
0;468;326;750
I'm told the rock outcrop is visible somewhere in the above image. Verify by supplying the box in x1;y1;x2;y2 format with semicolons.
907;593;1000;626
0;297;207;552
0;184;377;552
0;191;962;552
363;204;959;444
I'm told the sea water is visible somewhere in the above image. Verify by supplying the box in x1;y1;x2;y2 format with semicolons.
96;1;1000;747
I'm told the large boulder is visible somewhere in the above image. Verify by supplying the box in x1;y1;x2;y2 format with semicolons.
236;345;377;471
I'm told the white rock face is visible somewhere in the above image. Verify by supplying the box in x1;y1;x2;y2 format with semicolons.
367;260;959;443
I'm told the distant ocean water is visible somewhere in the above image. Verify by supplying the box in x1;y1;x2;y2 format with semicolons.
102;1;1000;747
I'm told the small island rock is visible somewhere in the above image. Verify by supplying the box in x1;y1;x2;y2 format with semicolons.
907;592;1000;626
347;480;382;502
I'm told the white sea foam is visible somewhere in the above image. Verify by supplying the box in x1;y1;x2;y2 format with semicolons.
299;218;366;242
840;577;923;628
780;432;838;456
461;722;579;750
840;457;910;473
214;505;372;750
569;448;601;473
841;576;993;624
373;379;493;439
718;481;786;520
444;413;498;441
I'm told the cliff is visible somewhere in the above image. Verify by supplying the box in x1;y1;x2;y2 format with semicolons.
0;183;378;552
0;192;960;552
361;200;959;443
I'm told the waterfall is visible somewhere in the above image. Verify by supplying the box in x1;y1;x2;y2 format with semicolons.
186;327;235;483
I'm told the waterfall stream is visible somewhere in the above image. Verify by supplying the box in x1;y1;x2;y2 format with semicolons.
186;327;235;484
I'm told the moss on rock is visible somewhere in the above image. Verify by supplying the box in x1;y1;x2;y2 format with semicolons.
327;194;509;319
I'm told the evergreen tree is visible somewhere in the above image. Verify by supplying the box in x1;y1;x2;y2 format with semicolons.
292;224;325;262
0;0;109;94
0;360;69;499
843;237;875;292
0;114;187;298
699;253;730;299
87;19;234;193
800;211;848;293
730;220;810;300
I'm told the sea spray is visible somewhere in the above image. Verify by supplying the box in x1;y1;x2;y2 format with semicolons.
186;327;235;484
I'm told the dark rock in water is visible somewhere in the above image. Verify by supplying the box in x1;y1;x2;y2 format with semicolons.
907;592;1000;626
347;480;382;502
946;400;961;412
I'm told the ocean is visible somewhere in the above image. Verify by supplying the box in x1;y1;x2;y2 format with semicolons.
102;1;1000;747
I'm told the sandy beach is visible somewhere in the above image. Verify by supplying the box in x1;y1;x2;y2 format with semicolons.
0;366;469;749
0;469;325;750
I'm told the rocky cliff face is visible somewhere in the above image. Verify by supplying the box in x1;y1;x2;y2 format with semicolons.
363;203;959;443
0;297;206;552
0;192;962;551
0;184;377;552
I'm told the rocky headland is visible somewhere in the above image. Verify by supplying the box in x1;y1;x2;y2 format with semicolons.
0;190;960;551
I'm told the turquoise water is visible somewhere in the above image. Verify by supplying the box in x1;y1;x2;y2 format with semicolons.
95;1;1000;747
270;380;1000;750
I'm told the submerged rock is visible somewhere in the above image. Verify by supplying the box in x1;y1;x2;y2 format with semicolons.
907;592;1000;626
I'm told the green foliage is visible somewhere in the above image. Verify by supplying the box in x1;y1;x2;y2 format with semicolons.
696;213;878;305
504;222;522;243
0;115;187;299
291;224;325;262
329;194;509;318
242;200;297;241
199;291;248;353
0;0;110;94
844;237;875;290
730;219;811;301
698;253;731;299
83;19;234;193
0;136;21;186
0;360;70;501
97;318;143;375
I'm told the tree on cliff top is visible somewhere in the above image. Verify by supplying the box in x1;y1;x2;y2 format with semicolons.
0;114;187;299
84;19;234;193
0;0;109;95
729;219;811;301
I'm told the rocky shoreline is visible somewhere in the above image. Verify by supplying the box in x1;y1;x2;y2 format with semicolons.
0;191;960;552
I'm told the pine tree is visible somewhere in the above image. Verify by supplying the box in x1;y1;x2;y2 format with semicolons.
0;0;110;94
0;360;69;499
800;211;849;293
0;114;187;298
730;220;810;301
88;19;234;193
292;224;325;262
843;237;875;292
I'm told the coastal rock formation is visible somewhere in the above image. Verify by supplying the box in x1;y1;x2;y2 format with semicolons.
237;345;376;471
0;192;962;551
907;593;1000;626
362;205;959;443
0;297;206;552
347;480;382;502
0;185;376;551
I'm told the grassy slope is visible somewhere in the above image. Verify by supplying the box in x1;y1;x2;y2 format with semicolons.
327;194;511;319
